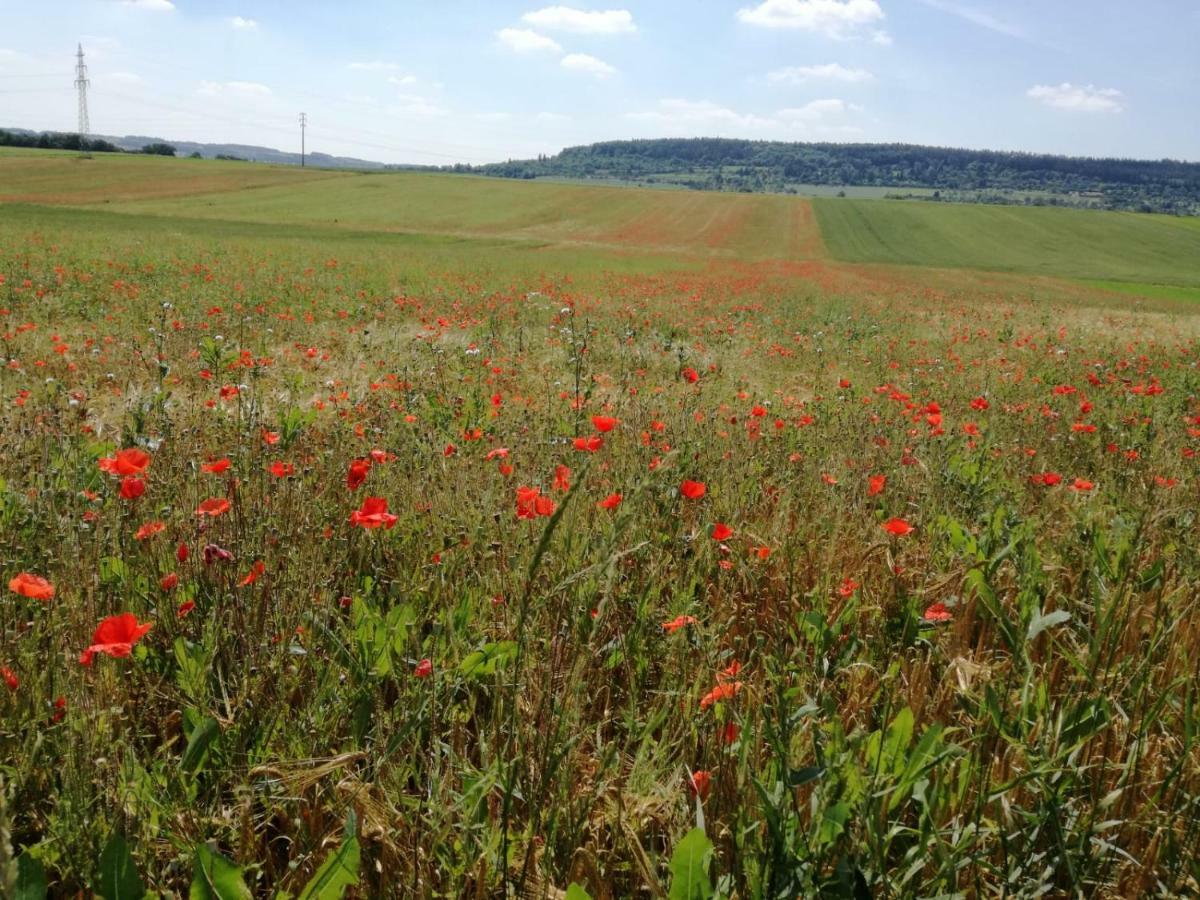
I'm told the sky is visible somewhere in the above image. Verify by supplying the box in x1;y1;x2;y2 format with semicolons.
0;0;1197;165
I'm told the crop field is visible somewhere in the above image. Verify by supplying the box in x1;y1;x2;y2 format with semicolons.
813;198;1200;286
3;152;1200;898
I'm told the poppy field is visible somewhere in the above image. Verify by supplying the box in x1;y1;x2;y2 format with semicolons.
3;153;1200;898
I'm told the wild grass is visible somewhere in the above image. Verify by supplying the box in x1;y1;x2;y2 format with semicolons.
1;169;1200;898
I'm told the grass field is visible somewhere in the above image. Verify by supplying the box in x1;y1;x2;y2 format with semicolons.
813;197;1200;285
3;151;1200;898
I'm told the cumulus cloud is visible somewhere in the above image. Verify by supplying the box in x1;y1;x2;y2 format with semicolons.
560;53;616;77
197;80;272;97
628;96;862;137
522;6;636;34
229;16;257;30
1027;83;1123;113
736;0;884;38
497;27;563;53
767;63;873;84
776;98;860;121
628;99;775;131
388;74;418;86
120;0;174;10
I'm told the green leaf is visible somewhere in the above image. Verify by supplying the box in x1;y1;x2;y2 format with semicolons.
181;715;221;773
189;844;252;900
15;852;49;900
459;641;518;678
1027;609;1071;642
565;885;593;900
96;833;144;900
297;810;360;900
787;766;825;787
667;827;714;900
99;556;129;586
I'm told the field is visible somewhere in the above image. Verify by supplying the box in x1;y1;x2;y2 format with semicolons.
3;149;1200;898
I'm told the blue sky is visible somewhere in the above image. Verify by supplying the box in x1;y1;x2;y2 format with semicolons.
1;0;1196;164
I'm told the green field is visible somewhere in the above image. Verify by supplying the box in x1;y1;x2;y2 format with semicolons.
813;198;1200;285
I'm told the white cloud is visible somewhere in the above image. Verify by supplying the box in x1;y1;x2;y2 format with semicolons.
736;0;884;38
777;98;859;121
197;80;272;97
871;29;893;44
497;27;563;53
767;63;873;84
229;16;257;30
349;61;401;71
629;99;775;131
560;53;616;77
388;94;448;117
475;112;512;122
1027;83;1123;113
388;74;418;86
627;96;863;138
522;6;636;34
107;71;143;84
120;0;174;10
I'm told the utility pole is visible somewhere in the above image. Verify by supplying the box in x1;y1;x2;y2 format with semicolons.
74;43;90;153
299;112;307;167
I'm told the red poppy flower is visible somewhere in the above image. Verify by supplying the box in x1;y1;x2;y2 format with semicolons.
1070;478;1095;492
239;560;266;586
552;465;571;493
711;522;733;541
346;458;371;489
1031;472;1063;487
196;497;230;517
573;436;603;452
9;572;54;601
868;474;886;497
414;658;433;678
99;447;151;476
177;599;195;618
687;770;712;801
680;480;707;500
923;602;952;623
134;520;165;542
159;573;179;592
119;476;146;500
970;396;989;411
261;429;280;446
881;518;914;536
700;680;742;710
177;542;190;563
350;496;398;529
2;666;18;691
598;493;623;510
79;613;153;666
268;461;294;478
201;458;231;474
516;486;556;520
681;367;700;384
837;577;859;598
591;415;620;433
662;614;697;634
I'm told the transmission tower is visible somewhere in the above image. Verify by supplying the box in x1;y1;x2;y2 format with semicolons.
299;112;307;167
74;43;90;150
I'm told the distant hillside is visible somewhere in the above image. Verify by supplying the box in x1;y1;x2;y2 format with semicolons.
473;139;1200;215
0;127;385;170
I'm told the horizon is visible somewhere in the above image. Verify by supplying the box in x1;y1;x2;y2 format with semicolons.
0;1;1197;165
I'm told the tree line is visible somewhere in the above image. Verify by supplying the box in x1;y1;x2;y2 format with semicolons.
466;138;1200;215
0;129;175;156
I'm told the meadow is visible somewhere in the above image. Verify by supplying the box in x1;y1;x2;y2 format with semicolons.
2;149;1200;898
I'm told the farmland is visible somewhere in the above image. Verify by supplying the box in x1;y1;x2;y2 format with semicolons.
3;150;1200;898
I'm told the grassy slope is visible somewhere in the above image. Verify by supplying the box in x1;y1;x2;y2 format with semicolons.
0;146;342;204
96;171;817;260
813;198;1200;285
